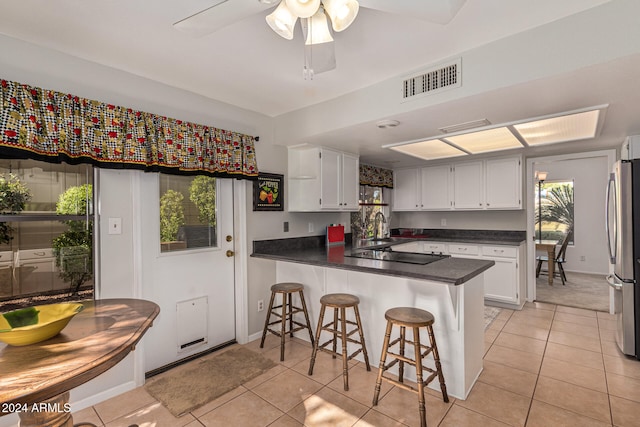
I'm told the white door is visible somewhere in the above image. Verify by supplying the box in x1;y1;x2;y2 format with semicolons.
139;174;236;372
485;157;522;209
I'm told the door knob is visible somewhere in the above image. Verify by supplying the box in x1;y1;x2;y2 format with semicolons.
226;250;235;257
226;235;233;242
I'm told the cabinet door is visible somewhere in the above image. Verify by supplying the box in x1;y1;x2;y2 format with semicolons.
483;257;518;303
421;165;452;210
320;148;341;210
453;161;484;209
485;157;522;209
340;153;359;210
393;168;420;211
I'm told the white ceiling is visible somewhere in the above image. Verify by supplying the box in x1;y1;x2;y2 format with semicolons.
1;0;638;168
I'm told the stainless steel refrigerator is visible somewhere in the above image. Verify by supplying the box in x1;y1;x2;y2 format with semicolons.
606;159;640;358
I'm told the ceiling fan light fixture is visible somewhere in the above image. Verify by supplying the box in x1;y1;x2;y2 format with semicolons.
322;0;359;32
266;1;297;40
305;8;334;45
285;0;321;18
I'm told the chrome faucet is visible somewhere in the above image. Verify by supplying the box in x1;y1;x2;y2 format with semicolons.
373;211;387;240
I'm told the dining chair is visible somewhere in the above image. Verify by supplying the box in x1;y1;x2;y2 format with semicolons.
536;228;573;285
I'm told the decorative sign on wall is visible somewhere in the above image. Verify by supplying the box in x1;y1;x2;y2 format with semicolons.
253;173;284;211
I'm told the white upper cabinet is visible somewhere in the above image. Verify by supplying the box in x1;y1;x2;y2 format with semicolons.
340;153;360;210
421;165;452;210
453;161;484;209
393;168;421;211
485;157;522;209
288;145;359;212
392;155;522;212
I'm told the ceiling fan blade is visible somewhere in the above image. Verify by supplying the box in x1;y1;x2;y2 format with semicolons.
174;0;275;37
358;0;467;25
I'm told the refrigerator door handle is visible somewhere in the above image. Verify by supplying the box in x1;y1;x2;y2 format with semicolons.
605;172;617;264
606;274;623;291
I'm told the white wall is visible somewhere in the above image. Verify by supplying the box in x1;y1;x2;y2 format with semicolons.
393;210;526;231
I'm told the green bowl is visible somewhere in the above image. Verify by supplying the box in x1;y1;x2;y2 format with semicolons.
0;303;84;346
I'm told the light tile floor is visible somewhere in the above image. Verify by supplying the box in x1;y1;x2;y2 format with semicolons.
73;302;640;426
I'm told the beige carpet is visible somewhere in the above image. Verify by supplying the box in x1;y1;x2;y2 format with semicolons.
536;271;609;312
145;346;276;417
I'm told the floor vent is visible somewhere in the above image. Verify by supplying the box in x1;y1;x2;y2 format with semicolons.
402;58;462;101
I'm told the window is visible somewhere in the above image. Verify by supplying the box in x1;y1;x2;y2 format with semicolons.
351;186;389;240
535;180;574;242
159;174;217;252
0;160;93;303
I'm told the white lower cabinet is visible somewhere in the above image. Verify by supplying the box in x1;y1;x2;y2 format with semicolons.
423;241;524;308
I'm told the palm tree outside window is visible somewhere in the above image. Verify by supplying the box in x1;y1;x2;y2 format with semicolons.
535;180;574;243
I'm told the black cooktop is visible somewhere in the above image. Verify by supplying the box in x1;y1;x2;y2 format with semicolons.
345;250;449;265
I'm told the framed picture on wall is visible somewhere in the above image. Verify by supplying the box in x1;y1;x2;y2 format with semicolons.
253;172;284;211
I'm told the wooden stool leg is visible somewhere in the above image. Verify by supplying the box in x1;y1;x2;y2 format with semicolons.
279;292;287;361
298;290;315;346
354;304;370;371
332;307;338;358
288;292;294;338
340;306;350;391
308;304;326;376
413;327;427;427
427;325;449;402
260;291;276;348
398;326;406;383
373;320;393;406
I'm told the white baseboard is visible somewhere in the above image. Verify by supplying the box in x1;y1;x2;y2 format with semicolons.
69;380;138;413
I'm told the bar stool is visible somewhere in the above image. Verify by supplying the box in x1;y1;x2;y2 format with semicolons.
260;282;314;361
308;293;370;391
372;307;448;427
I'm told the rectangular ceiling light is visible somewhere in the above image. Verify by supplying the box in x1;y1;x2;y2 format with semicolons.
514;109;600;146
389;139;467;160
443;126;523;154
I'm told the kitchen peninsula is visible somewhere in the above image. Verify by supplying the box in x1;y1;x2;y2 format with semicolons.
252;236;495;399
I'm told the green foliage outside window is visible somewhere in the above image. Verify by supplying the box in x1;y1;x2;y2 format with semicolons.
52;184;93;294
160;189;185;242
0;174;32;244
189;176;216;226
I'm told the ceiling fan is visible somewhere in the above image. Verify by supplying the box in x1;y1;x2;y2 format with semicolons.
174;0;466;77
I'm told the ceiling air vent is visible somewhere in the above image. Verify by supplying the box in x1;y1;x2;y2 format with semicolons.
402;58;461;102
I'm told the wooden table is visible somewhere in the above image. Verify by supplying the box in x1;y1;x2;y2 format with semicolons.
536;240;559;285
0;298;160;427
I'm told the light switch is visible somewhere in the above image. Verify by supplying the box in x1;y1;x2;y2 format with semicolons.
108;217;122;235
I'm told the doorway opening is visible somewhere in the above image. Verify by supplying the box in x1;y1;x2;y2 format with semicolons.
527;150;615;312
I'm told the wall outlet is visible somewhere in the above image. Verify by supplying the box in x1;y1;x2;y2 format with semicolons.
441;218;447;226
257;300;264;312
308;222;314;233
283;221;289;232
580;256;586;261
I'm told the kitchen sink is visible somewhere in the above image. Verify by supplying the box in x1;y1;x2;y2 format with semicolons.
345;250;449;265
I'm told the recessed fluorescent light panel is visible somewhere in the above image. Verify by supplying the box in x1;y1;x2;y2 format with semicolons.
443;127;522;154
390;139;467;160
514;109;600;146
384;105;606;161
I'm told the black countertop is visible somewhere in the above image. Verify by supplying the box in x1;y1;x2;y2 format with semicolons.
252;236;495;286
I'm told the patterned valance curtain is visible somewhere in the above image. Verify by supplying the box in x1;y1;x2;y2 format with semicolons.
359;163;393;188
0;78;258;179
